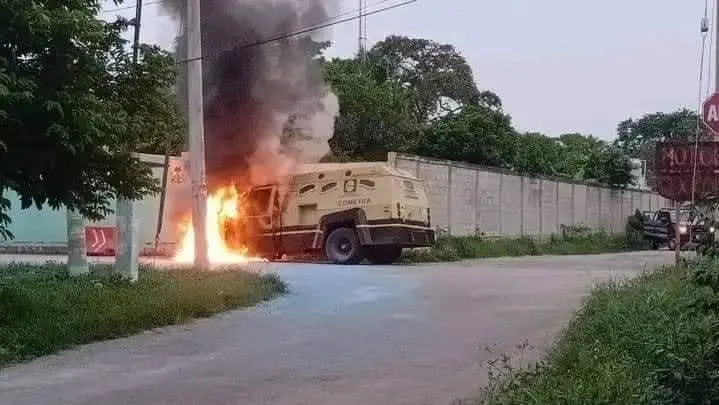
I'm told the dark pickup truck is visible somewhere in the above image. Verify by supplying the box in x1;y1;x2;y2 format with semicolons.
643;208;715;250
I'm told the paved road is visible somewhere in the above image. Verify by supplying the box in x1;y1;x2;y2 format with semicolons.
0;252;673;405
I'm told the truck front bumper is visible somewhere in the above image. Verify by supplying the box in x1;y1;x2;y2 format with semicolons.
359;224;436;248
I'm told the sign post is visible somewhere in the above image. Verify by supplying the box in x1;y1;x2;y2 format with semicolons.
702;92;719;137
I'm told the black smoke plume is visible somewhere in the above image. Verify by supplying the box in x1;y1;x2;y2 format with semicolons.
161;0;339;191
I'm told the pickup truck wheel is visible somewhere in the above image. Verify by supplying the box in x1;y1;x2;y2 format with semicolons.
325;227;363;265
365;246;402;265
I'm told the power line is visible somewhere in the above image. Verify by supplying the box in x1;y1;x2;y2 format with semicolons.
176;0;416;65
326;0;396;30
103;0;396;58
103;0;163;13
707;0;716;97
102;0;390;15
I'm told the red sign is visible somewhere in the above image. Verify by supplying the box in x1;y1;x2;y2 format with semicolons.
703;92;719;135
655;141;719;201
85;226;116;256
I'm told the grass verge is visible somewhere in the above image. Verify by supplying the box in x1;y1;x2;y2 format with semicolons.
479;260;719;404
0;262;287;367
402;232;638;263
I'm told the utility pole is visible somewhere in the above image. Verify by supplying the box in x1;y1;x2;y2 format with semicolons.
358;0;367;61
66;210;89;276
114;0;144;281
187;0;210;270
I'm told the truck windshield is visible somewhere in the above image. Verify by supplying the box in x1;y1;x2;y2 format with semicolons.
245;188;272;216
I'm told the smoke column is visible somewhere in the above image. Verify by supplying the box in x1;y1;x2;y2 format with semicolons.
161;0;340;191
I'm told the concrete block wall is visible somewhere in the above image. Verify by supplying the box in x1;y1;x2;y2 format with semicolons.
2;150;675;253
388;152;673;237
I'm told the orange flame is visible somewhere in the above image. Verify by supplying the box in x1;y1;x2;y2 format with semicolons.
174;186;261;264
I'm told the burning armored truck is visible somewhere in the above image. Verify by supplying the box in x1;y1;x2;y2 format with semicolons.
221;162;436;265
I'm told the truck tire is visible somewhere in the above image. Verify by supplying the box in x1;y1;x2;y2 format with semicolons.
365;246;402;265
325;227;363;265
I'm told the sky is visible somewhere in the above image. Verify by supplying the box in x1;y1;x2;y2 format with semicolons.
102;0;709;141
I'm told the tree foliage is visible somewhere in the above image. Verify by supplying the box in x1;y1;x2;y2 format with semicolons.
613;109;699;157
415;105;516;168
612;109;701;189
0;0;183;239
324;55;420;161
584;146;635;188
112;39;185;155
512;133;565;176
555;133;604;179
367;35;500;121
323;34;635;188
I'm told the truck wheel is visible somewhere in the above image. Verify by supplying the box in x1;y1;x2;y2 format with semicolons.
365;246;402;265
325;227;363;265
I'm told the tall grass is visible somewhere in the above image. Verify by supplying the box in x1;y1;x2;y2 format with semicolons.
0;262;287;367
479;260;719;404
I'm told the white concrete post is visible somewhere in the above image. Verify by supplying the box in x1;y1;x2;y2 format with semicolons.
66;209;89;276
115;201;139;281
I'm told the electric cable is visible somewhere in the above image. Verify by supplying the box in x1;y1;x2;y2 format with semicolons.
176;0;417;65
103;0;163;13
708;0;715;98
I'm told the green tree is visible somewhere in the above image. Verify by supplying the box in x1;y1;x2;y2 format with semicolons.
367;35;499;122
612;109;699;189
555;133;606;179
510;131;635;187
512;132;564;176
323;34;636;188
324;56;420;161
613;109;699;157
584;146;636;188
113;41;185;155
325;35;507;162
414;105;516;168
0;1;181;238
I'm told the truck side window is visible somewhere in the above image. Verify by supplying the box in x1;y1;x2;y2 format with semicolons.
403;180;414;191
321;182;337;193
359;179;375;189
299;184;315;195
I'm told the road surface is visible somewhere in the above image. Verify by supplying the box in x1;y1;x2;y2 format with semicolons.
0;251;673;405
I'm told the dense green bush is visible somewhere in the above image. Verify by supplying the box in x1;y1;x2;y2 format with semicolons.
625;209;648;250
